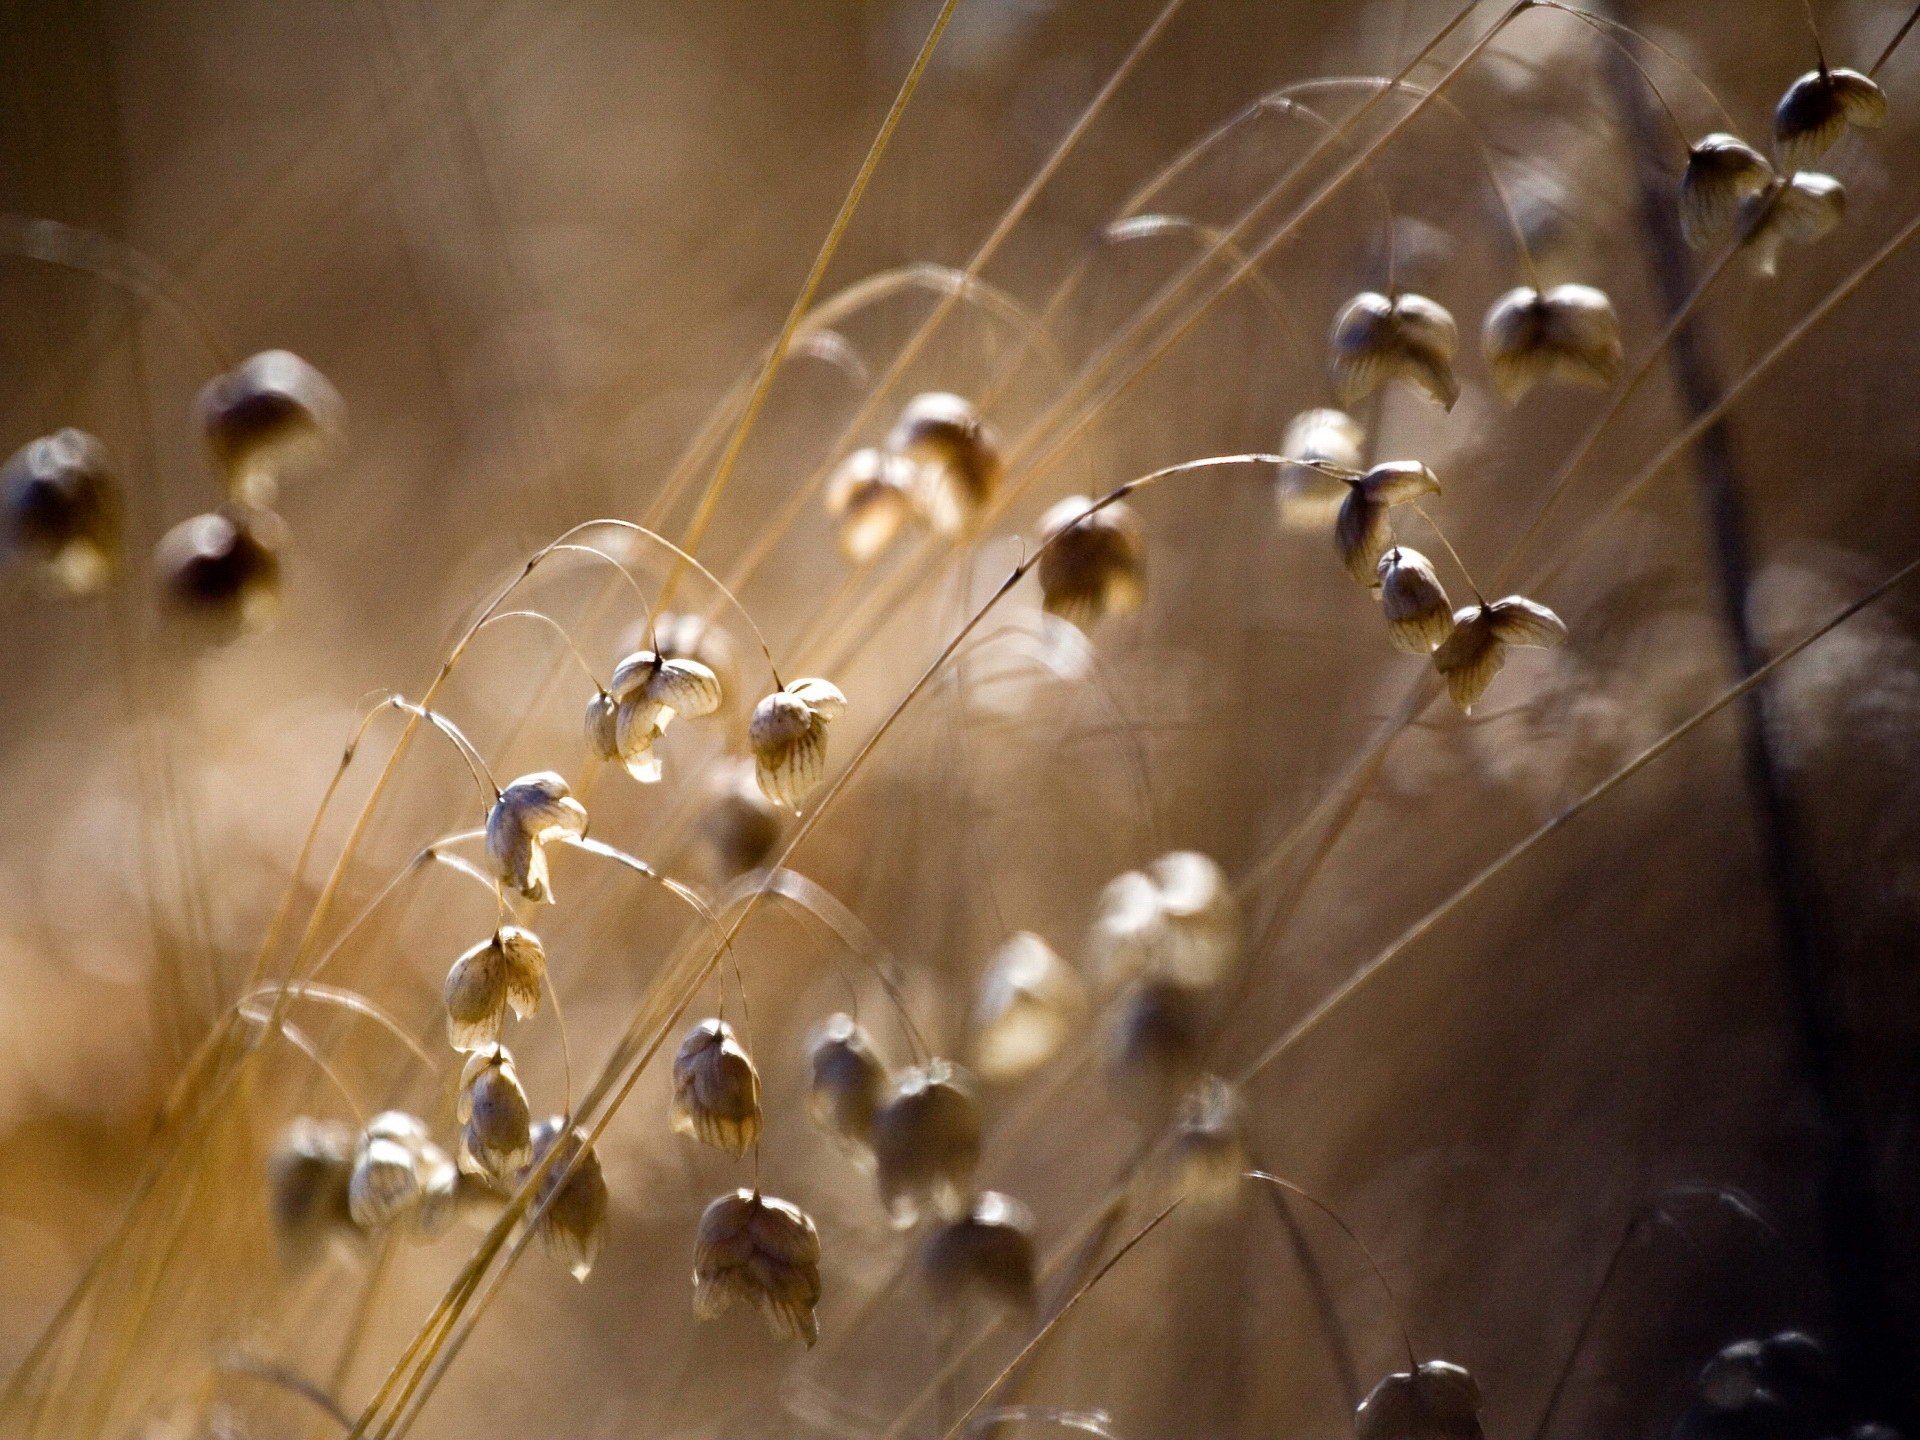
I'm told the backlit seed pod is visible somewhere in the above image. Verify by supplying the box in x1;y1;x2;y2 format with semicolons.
1164;1076;1247;1211
412;1141;460;1239
749;677;847;810
972;931;1086;1082
1;429;122;594
195;350;343;506
1105;977;1209;1124
154;504;286;641
594;649;724;784
693;1188;823;1346
807;1012;887;1151
1330;291;1459;409
1036;496;1146;630
1698;1339;1767;1410
457;1048;534;1182
888;391;1001;536
871;1059;982;1228
1335;461;1441;588
1774;66;1887;169
1680;134;1776;248
443;924;546;1052
1277;408;1365;531
1741;172;1846;278
1431;595;1568;713
671;1018;762;1155
1376;547;1454;655
485;772;588;904
267;1118;358;1270
701;759;783;880
524;1117;609;1281
347;1111;449;1233
921;1191;1037;1312
1355;1361;1485;1440
1087;851;1239;990
825;447;917;563
1479;284;1623;401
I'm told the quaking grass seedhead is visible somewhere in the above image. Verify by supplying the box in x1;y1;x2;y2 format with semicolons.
1;428;121;595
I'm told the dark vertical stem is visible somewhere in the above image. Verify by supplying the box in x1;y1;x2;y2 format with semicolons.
1600;10;1905;1424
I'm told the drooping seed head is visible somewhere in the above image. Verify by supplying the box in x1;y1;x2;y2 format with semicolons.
1376;547;1455;655
1479;284;1623;401
1035;495;1146;630
485;772;588;904
1335;461;1441;588
670;1018;762;1155
1;429;122;594
1431;595;1568;712
1355;1361;1485;1440
921;1190;1037;1313
195;350;343;506
807;1012;887;1152
888;392;1001;536
1164;1076;1248;1211
1698;1332;1833;1412
1741;172;1846;278
1105;976;1210;1125
1774;67;1887;170
1087;850;1239;990
826;447;918;563
524;1117;609;1281
593;649;724;784
749;677;847;810
267;1117;358;1270
701;758;784;880
1681;134;1776;249
1330;291;1459;409
154;504;286;641
972;931;1086;1082
348;1111;453;1236
871;1059;982;1228
1277;408;1366;530
1698;1339;1768;1410
443;924;546;1052
693;1188;823;1346
457;1047;534;1182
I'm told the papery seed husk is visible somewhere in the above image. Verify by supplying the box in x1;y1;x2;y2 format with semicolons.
693;1188;823;1345
1165;1076;1247;1211
348;1133;421;1230
1331;291;1459;409
485;772;588;903
751;682;844;809
1335;491;1392;586
1106;978;1209;1125
2;428;122;594
1277;408;1365;530
1377;547;1455;655
1355;1362;1485;1440
871;1060;982;1228
155;504;286;641
195;350;343;506
889;392;1001;536
1431;607;1505;714
826;447;917;563
268;1118;358;1269
459;1050;534;1181
1145;851;1238;988
807;1012;887;1151
1482;285;1623;401
1036;496;1146;630
526;1117;609;1282
1484;595;1568;648
1680;133;1775;249
671;1018;763;1155
921;1190;1037;1312
1774;67;1888;170
973;931;1086;1081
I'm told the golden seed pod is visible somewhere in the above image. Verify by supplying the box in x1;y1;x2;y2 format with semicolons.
871;1059;983;1228
485;772;588;904
700;759;784;880
1277;408;1366;531
670;1018;763;1155
825;446;918;563
457;1047;534;1182
1680;133;1776;249
347;1111;453;1236
617;610;740;716
1035;496;1146;630
1105;976;1209;1125
693;1188;823;1346
1;429;122;594
1334;461;1441;588
1376;547;1455;655
443;924;546;1052
154;504;287;642
1479;284;1623;402
1355;1362;1485;1440
590;649;724;784
1330;291;1459;410
972;931;1086;1082
267;1117;358;1271
1087;850;1239;990
887;391;1002;537
1774;66;1887;170
807;1012;887;1152
920;1190;1037;1313
1163;1076;1248;1212
524;1117;609;1282
1741;171;1846;278
749;677;847;810
1431;595;1568;713
195;350;343;507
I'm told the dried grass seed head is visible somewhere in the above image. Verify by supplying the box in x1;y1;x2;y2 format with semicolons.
154;504;287;641
1335;461;1441;588
1331;291;1460;409
826;446;918;563
871;1058;983;1228
1377;547;1455;654
457;1046;534;1182
1355;1362;1485;1440
1105;976;1210;1125
1278;407;1366;530
972;931;1086;1082
591;648;724;783
887;391;1002;536
485;771;588;903
749;677;847;809
1035;495;1146;630
692;1188;823;1346
1741;171;1846;278
1088;850;1239;989
701;758;784;880
671;1017;763;1155
807;1012;887;1152
2;429;122;594
1480;284;1623;401
348;1110;456;1237
195;349;343;506
1774;66;1887;169
267;1117;358;1270
525;1117;609;1282
1431;595;1568;713
1164;1075;1248;1211
443;924;546;1051
921;1190;1037;1312
1680;134;1776;248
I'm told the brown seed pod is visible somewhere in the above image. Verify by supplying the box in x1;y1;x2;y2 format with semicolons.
1334;462;1441;588
1164;1075;1248;1212
1376;547;1455;655
195;349;343;506
347;1111;455;1237
871;1059;982;1227
826;446;918;563
693;1188;823;1345
267;1117;358;1270
1431;595;1568;713
700;758;784;880
972;931;1086;1082
749;677;847;810
1774;66;1887;170
590;649;724;784
443;924;546;1052
807;1012;887;1152
1087;850;1239;990
1741;172;1846;278
1277;408;1366;531
670;1018;763;1155
1330;291;1459;409
1479;284;1623;401
524;1116;609;1282
1035;496;1146;630
1;429;122;594
457;1048;533;1183
921;1190;1037;1312
887;391;1001;536
485;772;588;904
154;504;286;641
1105;976;1209;1125
1680;134;1776;249
1355;1361;1485;1440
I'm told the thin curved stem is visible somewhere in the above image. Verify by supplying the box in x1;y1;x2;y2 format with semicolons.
469;609;607;692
